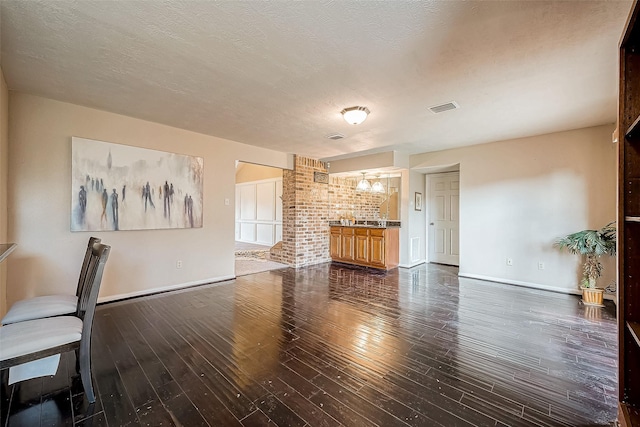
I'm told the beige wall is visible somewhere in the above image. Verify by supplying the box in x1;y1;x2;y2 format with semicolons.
0;69;8;316
235;162;282;183
401;170;426;267
410;124;617;294
7;93;292;305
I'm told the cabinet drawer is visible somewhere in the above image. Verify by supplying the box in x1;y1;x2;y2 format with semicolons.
341;228;355;236
369;228;385;237
355;228;369;236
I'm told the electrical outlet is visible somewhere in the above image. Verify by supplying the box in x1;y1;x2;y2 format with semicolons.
224;198;230;206
538;262;545;270
506;258;513;266
176;260;183;269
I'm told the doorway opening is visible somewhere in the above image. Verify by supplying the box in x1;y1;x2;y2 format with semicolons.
426;169;460;267
235;161;288;276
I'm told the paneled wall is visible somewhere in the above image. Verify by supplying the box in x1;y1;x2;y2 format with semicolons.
235;178;283;246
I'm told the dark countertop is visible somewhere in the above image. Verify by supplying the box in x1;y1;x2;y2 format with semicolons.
331;225;389;229
329;223;401;229
329;220;401;228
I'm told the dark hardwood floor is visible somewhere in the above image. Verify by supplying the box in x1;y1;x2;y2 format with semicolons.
1;263;618;426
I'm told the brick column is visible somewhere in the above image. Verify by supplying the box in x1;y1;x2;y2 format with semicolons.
271;155;330;268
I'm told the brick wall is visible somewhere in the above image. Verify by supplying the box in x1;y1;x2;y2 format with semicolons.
327;176;387;221
271;156;330;268
270;158;400;268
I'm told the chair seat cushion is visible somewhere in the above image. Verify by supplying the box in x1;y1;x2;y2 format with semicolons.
1;295;78;325
0;316;82;361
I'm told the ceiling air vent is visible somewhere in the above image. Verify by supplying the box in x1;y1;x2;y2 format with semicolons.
429;101;459;114
326;133;345;140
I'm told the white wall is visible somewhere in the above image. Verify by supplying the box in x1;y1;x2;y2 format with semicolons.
410;125;617;294
7;93;292;304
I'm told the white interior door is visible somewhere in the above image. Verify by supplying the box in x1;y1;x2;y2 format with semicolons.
428;172;460;266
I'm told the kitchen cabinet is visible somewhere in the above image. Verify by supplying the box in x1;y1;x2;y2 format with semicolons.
369;230;386;267
354;229;369;264
341;228;355;261
329;229;341;259
329;226;399;270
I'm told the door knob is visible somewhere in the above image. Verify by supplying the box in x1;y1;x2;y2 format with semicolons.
430;223;434;225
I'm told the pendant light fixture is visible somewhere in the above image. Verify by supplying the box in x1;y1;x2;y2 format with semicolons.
371;175;385;193
356;172;372;192
341;106;370;125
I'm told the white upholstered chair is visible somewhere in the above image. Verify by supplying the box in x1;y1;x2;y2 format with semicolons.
2;237;101;325
0;242;110;403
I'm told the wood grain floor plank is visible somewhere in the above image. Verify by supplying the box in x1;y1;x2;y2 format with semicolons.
3;263;618;426
39;389;74;427
74;412;108;427
264;377;341;427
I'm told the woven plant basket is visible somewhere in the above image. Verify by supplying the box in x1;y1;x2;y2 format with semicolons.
581;287;605;307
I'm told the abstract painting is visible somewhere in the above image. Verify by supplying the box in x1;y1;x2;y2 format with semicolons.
71;137;203;231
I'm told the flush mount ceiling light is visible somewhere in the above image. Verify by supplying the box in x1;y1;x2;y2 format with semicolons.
371;175;385;193
341;106;370;125
356;172;372;192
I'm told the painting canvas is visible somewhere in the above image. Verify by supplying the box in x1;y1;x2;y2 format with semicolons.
71;137;203;231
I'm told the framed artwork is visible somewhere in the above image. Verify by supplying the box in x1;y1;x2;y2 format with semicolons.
415;192;422;211
71;137;204;231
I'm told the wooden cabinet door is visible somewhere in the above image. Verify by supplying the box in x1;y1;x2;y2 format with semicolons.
330;230;342;259
369;235;385;267
355;234;369;263
341;234;355;261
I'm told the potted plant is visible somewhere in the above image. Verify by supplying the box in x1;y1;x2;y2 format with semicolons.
555;222;616;307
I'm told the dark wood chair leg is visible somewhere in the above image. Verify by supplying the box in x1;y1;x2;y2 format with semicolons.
0;369;11;401
79;342;95;403
75;348;80;374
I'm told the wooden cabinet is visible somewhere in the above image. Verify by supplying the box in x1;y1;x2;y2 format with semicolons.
329;226;399;270
619;3;640;425
329;228;341;259
354;229;369;264
369;230;386;267
341;229;355;261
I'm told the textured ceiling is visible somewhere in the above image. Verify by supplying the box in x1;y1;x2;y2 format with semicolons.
0;1;632;161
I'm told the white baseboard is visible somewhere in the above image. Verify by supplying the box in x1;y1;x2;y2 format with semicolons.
458;273;583;296
98;274;236;304
399;260;426;269
457;273;617;302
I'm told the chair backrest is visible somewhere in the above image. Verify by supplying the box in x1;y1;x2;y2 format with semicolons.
76;243;110;326
76;237;101;297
